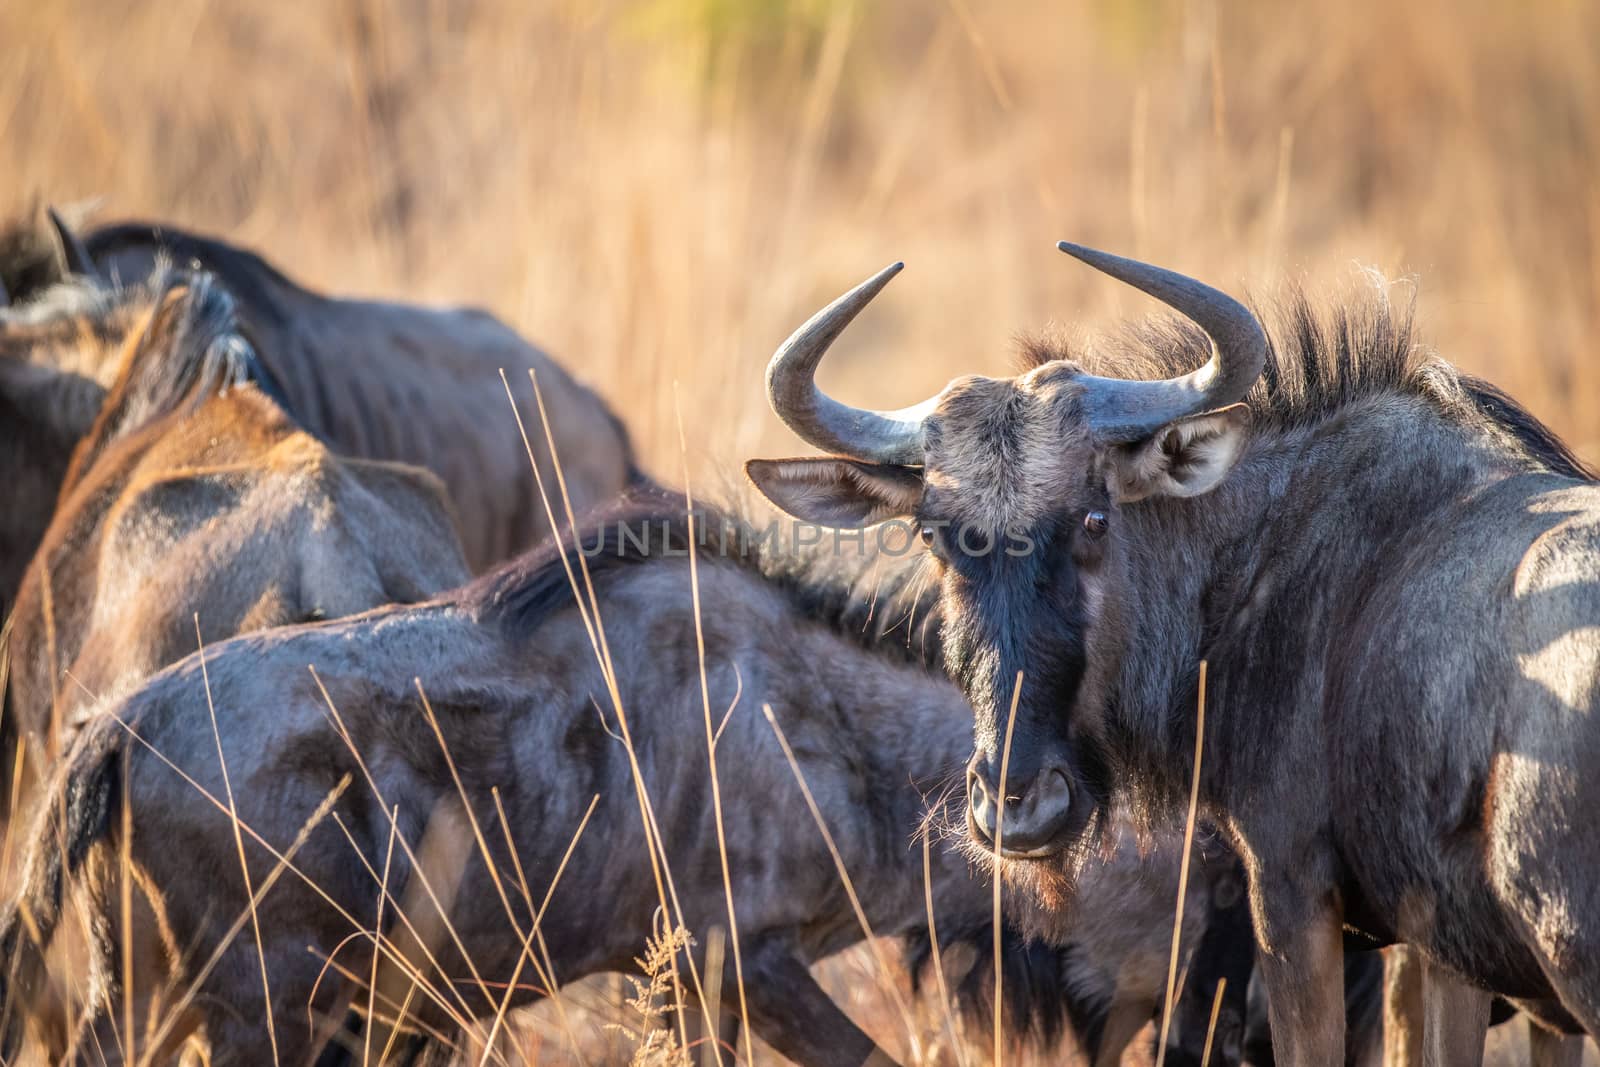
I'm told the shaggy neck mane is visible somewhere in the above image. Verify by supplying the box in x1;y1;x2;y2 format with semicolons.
62;271;256;492
1021;286;1593;480
464;488;943;666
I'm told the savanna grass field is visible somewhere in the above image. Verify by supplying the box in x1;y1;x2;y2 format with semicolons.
5;0;1600;1064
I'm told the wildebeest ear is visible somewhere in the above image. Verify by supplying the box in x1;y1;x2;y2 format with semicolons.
0;212;68;302
1106;403;1249;503
745;457;924;527
46;207;102;282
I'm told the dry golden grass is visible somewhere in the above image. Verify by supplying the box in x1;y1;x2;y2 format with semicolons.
7;0;1598;485
7;1;1600;1064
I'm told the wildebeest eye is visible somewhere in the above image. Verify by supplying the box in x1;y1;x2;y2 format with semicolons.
918;523;951;562
1082;511;1109;539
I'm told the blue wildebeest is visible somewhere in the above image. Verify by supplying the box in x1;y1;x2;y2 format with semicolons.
0;267;472;1061
0;206;639;604
746;247;1600;1063
4;266;470;775
0;495;1240;1067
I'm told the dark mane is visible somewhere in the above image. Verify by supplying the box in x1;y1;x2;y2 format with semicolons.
1020;285;1595;481
86;220;302;329
62;271;256;489
87;223;300;292
463;487;943;666
1457;375;1594;481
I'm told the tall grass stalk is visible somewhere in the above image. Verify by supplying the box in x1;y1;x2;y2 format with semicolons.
1155;660;1209;1067
675;384;754;1065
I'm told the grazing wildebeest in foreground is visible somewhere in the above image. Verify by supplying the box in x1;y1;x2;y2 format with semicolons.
0;498;1241;1067
0;207;638;597
746;246;1600;1063
5;268;469;776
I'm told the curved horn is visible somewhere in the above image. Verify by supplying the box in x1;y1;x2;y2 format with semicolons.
766;261;934;465
48;206;102;281
1057;241;1267;442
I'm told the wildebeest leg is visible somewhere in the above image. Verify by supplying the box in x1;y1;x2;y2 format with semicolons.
1342;950;1387;1067
1253;892;1344;1065
1383;945;1425;1066
1527;1026;1586;1067
1243;949;1387;1067
1420;958;1489;1067
734;940;898;1067
1094;996;1154;1067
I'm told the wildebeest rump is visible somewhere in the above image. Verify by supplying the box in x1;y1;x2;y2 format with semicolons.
5;269;470;773
0;497;1235;1067
0;207;639;599
747;246;1600;1063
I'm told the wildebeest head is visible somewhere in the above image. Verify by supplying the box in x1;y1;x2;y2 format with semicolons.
747;245;1266;860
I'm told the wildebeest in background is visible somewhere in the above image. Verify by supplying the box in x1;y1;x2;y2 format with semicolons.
747;247;1600;1063
5;268;469;780
0;497;1242;1067
0;268;471;1064
0;205;640;597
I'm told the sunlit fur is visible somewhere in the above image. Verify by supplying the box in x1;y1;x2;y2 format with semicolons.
83;220;641;568
6;270;467;793
1;212;638;581
752;275;1600;1056
921;280;1600;1048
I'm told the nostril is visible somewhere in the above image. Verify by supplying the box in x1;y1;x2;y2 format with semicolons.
966;759;1077;855
966;770;1001;844
1034;768;1072;815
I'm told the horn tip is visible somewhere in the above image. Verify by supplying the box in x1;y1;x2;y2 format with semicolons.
1057;240;1143;281
859;260;904;294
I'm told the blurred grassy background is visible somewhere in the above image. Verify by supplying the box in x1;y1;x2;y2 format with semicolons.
5;2;1599;1062
6;0;1597;492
